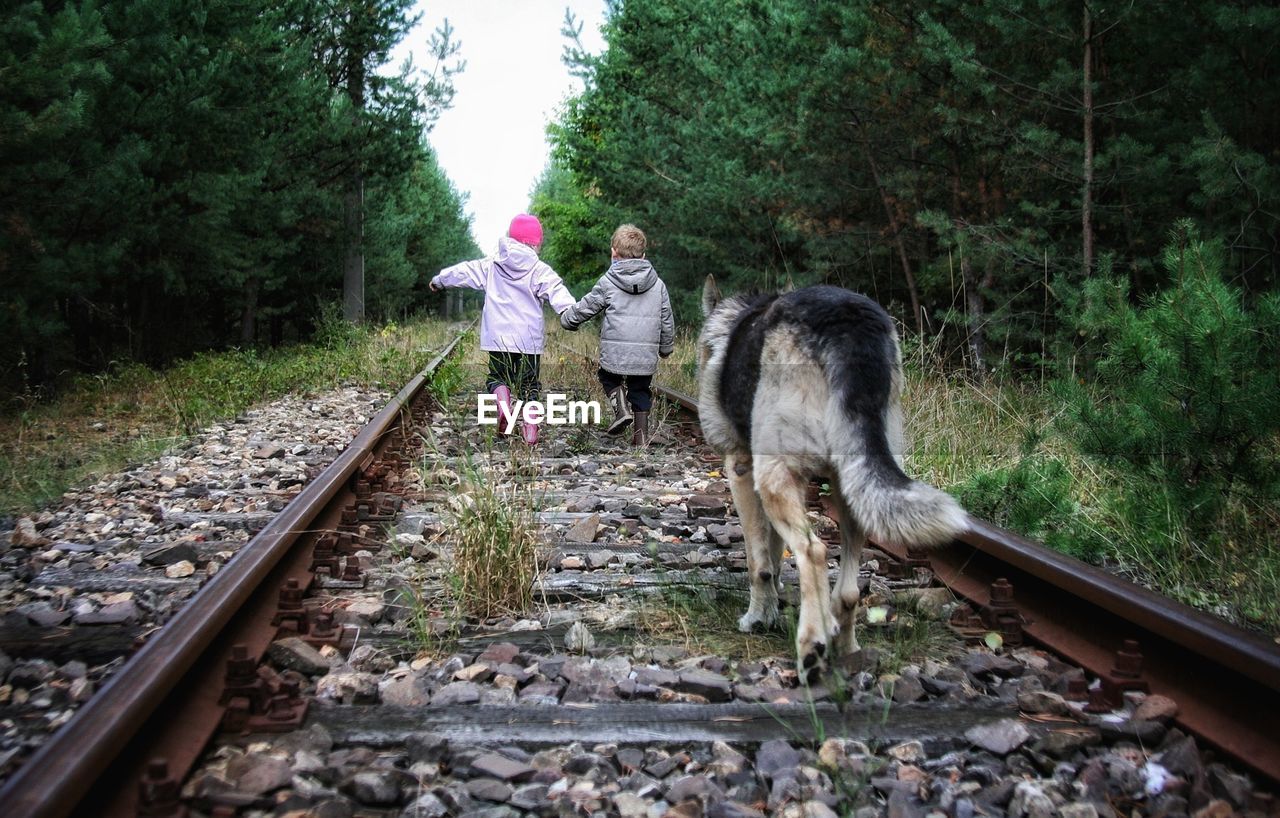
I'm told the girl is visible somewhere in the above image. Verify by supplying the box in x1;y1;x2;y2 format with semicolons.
430;214;574;444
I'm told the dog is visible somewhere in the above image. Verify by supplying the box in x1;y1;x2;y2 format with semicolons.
697;275;967;677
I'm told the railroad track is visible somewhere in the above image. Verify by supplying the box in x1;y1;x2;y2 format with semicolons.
0;324;1276;817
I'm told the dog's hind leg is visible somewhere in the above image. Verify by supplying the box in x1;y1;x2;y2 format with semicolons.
755;455;836;680
829;487;866;656
728;454;780;632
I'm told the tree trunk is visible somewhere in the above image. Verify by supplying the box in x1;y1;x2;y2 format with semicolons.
240;277;259;346
1081;1;1096;280
857;121;924;334
961;251;987;377
343;16;366;324
343;175;364;323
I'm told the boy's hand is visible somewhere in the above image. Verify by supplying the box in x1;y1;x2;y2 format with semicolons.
429;280;441;292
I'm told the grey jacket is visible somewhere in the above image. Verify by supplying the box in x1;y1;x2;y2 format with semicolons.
560;259;675;376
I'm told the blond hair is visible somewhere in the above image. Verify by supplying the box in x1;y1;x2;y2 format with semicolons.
611;224;647;259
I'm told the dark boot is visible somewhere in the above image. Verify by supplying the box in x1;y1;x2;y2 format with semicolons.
606;386;634;435
631;411;650;446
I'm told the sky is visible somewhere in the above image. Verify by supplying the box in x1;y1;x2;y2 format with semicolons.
396;1;609;255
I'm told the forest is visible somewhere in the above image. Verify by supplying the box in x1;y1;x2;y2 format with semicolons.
2;0;478;393
535;0;1278;371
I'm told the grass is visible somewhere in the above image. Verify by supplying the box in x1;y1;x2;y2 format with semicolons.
0;316;467;515
444;454;542;619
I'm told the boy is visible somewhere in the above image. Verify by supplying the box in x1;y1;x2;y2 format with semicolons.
560;224;675;445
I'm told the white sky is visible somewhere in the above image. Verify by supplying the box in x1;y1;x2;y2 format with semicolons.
396;1;608;255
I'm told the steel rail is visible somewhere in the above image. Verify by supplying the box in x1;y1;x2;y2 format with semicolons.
0;325;474;818
650;381;1280;784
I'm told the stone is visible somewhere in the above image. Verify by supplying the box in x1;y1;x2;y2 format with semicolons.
564;621;595;654
886;741;925;764
756;740;803;780
566;514;601;543
141;541;199;566
74;599;140;625
674;669;733;702
227;753;293;795
380;674;431;707
406;732;449;763
467;777;513;803
10;518;49;548
315;670;380;704
401;792;449;818
478;642;521;665
431;681;481;706
686;495;728;518
164;560;196;578
1133;694;1179;722
344;770;402;805
268;637;334;675
668;774;727;805
472;753;536;783
613;791;650;818
965;719;1031;755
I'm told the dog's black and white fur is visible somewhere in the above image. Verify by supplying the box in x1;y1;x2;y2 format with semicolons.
698;276;967;676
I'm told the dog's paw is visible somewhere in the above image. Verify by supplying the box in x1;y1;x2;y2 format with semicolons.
799;641;828;685
737;609;778;633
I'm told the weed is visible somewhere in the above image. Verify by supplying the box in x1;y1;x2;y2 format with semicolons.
443;454;541;619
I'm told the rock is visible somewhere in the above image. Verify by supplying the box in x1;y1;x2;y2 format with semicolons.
613;791;650;818
10;518;49;548
1192;801;1234;818
141;541;199;566
668;774;727;804
564;621;595;654
344;770;402;805
686;495;728;518
886;741;925;764
74;599;140;625
756;740;802;780
18;602;70;627
380;674;431;707
315;670;380;704
164;560;196;578
406;732;449;763
566;514;601;543
965;719;1031;755
467;777;513;803
1009;781;1055;818
471;753;536;783
1133;694;1179;722
268;637;334;675
478;642;521;665
1036;727;1101;759
674;669;733;702
1017;689;1077;718
253;442;286;459
431;681;481;707
227;753;293;795
509;784;550;810
401;792;449;818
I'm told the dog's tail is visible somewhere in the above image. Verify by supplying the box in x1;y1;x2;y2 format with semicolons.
830;415;968;546
824;364;968;547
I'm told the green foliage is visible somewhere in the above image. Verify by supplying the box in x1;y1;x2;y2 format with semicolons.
1;1;474;394
957;447;1107;562
549;0;1280;369
1058;224;1280;536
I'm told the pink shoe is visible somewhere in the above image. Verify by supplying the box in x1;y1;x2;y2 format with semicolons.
521;419;539;445
493;385;514;437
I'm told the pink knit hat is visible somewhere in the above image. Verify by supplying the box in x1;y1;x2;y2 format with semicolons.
508;213;543;247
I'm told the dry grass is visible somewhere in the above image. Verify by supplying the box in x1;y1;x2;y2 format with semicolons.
0;317;465;514
444;456;542;619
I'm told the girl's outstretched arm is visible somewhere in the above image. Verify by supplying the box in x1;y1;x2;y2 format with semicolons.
430;258;489;291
